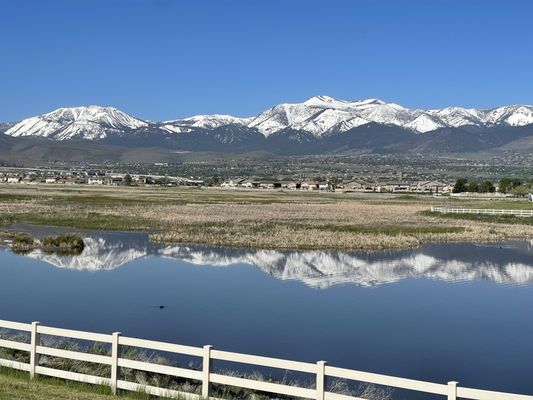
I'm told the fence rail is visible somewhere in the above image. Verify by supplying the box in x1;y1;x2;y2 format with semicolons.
431;206;533;217
0;319;532;400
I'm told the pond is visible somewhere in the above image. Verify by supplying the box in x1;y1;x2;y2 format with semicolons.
1;227;533;396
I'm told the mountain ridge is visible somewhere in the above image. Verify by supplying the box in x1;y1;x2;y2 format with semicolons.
3;97;533;155
6;97;533;139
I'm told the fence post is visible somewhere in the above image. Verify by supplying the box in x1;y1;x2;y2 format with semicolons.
202;345;213;399
111;332;121;395
30;321;40;379
447;381;458;400
316;361;327;400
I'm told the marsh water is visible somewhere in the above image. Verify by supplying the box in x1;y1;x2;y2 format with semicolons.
1;227;533;396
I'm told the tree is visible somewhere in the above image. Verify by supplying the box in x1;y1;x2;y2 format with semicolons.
479;180;495;193
467;181;479;193
156;177;170;186
511;184;531;196
499;177;511;193
123;174;133;186
452;178;468;193
499;177;522;193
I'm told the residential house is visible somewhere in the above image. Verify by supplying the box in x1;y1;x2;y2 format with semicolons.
285;181;301;190
412;180;453;194
106;176;124;186
240;180;259;189
318;181;333;191
22;176;38;185
302;181;319;190
221;179;245;188
343;180;372;191
258;181;281;189
7;175;21;184
88;177;104;185
384;181;411;192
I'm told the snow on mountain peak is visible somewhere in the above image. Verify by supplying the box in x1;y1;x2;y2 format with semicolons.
6;105;148;140
247;98;533;136
303;95;346;105
4;98;533;140
163;114;252;131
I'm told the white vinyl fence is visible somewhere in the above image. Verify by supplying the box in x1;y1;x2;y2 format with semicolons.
1;319;532;400
431;206;533;217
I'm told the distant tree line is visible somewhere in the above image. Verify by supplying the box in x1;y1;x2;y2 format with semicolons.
453;178;495;193
498;177;528;194
453;177;533;195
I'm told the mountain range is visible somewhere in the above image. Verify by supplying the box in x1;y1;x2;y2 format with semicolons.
3;96;533;157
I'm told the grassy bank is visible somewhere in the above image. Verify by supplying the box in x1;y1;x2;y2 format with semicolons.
1;185;532;251
423;210;533;225
0;368;151;400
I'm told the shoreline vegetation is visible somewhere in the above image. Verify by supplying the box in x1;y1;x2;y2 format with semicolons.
0;330;392;400
1;232;85;255
0;185;532;252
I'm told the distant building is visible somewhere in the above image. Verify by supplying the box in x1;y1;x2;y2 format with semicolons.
384;181;410;192
318;181;334;191
88;177;104;185
106;176;124;186
258;181;281;189
343;180;373;191
284;182;301;190
7;176;21;184
301;181;318;191
240;180;259;189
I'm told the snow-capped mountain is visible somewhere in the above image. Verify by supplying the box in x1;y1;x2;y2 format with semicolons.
160;115;252;134
3;97;533;155
0;122;15;134
5;105;148;140
247;96;533;135
6;97;533;140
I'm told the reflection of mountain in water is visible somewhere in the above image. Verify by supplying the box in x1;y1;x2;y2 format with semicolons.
28;237;148;270
17;232;533;288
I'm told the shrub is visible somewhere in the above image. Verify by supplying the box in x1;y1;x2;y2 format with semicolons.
41;234;85;255
11;233;35;253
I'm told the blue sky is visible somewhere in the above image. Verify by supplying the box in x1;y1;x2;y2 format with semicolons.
1;0;533;121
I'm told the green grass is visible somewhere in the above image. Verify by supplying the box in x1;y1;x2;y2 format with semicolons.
0;367;153;400
0;213;160;232
422;210;533;225
468;200;533;210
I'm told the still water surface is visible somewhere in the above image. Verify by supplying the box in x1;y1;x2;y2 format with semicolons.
1;229;533;395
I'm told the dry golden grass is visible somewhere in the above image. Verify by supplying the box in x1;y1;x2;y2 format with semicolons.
1;185;533;250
